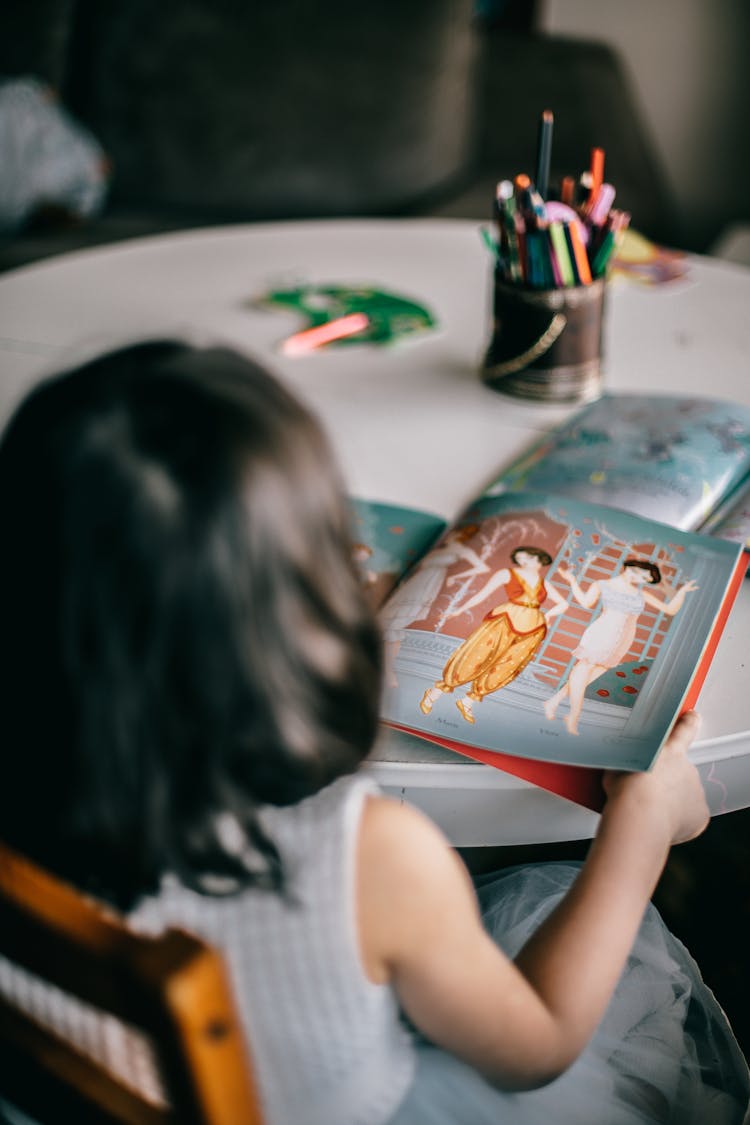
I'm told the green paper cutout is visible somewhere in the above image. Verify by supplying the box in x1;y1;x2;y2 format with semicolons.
257;284;437;347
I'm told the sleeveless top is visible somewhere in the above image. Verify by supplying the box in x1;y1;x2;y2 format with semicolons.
0;775;415;1124
129;774;416;1125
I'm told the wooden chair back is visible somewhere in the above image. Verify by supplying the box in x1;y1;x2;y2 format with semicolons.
0;842;264;1124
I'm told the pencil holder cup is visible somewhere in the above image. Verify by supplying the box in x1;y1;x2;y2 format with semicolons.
481;275;607;403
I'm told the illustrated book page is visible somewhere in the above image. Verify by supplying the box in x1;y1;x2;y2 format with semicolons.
374;491;746;809
488;393;750;533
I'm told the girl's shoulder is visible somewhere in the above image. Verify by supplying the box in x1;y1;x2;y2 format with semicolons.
261;771;379;856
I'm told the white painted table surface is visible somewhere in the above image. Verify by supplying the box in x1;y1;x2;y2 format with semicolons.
1;218;749;844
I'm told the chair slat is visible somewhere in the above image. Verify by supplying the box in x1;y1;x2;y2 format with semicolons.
0;842;265;1125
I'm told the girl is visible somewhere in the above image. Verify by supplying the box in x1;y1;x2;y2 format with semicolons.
0;342;747;1125
545;559;699;735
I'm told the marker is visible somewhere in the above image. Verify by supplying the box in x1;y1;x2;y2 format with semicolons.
496;179;514;204
514;211;528;283
545;200;588;244
548;220;576;286
494;179;514;232
588;147;605;205
281;312;370;355
560;175;576;205
495;181;523;282
591;230;616;277
546;229;564;287
514;173;531;203
591;210;630;277
525;231;547;288
480;225;501;262
566;221;593;285
588;182;615;226
535;109;554;200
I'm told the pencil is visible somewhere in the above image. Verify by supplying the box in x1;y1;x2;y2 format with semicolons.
535;109;554;200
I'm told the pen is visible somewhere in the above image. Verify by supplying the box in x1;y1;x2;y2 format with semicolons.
535;109;554;200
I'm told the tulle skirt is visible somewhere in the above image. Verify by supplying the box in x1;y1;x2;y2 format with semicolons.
389;863;750;1125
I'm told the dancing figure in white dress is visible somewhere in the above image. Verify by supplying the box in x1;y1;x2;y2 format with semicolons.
544;558;699;735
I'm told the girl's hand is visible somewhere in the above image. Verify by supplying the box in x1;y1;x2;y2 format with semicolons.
602;711;708;846
557;566;574;585
681;579;700;594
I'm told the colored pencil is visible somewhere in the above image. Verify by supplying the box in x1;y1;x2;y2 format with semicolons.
535;109;554;200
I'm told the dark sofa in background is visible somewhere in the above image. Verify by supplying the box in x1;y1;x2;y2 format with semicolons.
0;0;679;273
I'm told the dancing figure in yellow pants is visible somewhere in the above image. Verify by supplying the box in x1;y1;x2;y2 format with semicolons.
419;547;568;724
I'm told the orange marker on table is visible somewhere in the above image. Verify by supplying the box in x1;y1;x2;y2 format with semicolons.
281;312;370;355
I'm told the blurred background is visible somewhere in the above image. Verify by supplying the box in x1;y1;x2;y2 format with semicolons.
1;0;748;270
537;0;750;257
1;0;748;1060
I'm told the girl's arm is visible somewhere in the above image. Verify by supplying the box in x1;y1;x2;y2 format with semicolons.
557;567;600;609
642;578;699;616
357;712;707;1091
445;568;510;617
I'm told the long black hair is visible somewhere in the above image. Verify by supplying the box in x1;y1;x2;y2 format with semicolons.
0;342;382;907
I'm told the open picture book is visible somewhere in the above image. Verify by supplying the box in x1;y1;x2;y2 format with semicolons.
352;393;750;811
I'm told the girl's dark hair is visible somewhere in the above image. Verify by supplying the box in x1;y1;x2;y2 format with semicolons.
510;546;552;566
0;342;381;907
623;558;661;584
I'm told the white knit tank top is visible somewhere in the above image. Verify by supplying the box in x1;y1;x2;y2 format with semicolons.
130;773;416;1125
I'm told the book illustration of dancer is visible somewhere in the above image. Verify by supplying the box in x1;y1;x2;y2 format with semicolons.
379;525;486;687
419;546;569;724
544;559;699;735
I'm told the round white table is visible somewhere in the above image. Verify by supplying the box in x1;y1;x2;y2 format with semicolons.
2;218;749;844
